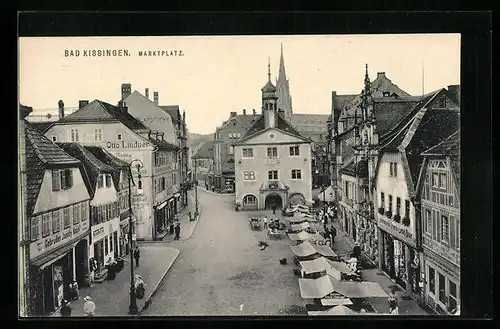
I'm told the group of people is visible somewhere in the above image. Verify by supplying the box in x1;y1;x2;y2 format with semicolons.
323;224;337;246
168;219;182;240
59;295;96;317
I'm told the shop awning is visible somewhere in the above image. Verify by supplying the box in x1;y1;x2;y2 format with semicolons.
298;275;334;299
307;305;358;316
313;245;337;257
174;193;181;197
299;257;330;274
290;241;317;257
291;222;311;231
320;298;353;306
288;217;308;224
288;231;311;241
329;280;389;298
156;200;168;210
31;239;80;269
316;186;335;202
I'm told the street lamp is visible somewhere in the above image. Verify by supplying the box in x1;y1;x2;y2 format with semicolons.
127;159;143;315
193;155;199;217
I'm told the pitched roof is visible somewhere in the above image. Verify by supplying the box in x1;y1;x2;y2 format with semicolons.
61;99;149;132
24;121;81;216
57;142;116;197
333;94;357;111
148;137;180;151
291;113;331;125
193;140;214;159
241;113;306;141
340;157;368;178
159;105;180;123
83;146;130;191
373;96;423;137
30;122;55;134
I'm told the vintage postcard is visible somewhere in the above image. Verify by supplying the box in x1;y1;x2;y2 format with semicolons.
18;34;461;317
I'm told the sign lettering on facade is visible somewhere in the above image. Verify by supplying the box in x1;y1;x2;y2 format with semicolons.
93;226;105;239
142;117;169;124
378;216;415;246
106;141;151;149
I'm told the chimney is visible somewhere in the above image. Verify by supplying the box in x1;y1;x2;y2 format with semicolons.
243;109;246;115
252;109;256;116
145;88;149;99
58;100;65;119
377;72;386;80
263;103;276;128
20;104;33;119
448;85;460;105
153;92;159;105
79;100;89;109
230;111;237;118
121;83;131;100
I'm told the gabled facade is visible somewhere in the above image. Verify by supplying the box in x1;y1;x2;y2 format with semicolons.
44;99;180;241
234;65;312;210
212;110;259;193
416;131;460;315
193;140;214;184
23;119;91;316
373;87;460;301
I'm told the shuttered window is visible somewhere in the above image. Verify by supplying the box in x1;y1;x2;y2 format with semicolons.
42;213;51;237
436;210;441;242
449;215;456;249
432;210;437;240
52;170;61;191
52;210;61;233
81;203;88;222
105;174;112;188
31;215;41;241
73;204;80;224
63;207;71;228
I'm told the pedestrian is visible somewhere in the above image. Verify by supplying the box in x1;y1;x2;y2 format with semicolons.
133;246;140;267
169;221;175;235
83;296;96;317
388;289;399;315
272;203;276;215
352;242;361;260
323;224;330;239
60;299;72;317
71;279;79;300
174;222;181;240
263;216;268;229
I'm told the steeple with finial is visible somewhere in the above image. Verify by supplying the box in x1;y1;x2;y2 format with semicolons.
276;43;293;122
362;63;371;120
261;57;278;112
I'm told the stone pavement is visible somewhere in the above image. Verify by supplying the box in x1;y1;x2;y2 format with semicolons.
50;245;179;317
197;180;235;196
329;220;430;315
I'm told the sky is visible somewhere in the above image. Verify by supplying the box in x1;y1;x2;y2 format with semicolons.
19;34;460;134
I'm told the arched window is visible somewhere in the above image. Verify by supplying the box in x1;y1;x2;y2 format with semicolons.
243;195;257;205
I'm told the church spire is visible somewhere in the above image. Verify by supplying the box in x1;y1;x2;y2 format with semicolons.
276;43;293;122
278;42;287;82
268;57;271;82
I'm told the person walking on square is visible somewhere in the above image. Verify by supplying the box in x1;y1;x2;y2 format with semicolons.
71;279;79;300
174;222;181;240
133;246;140;267
272;203;276;215
330;226;337;244
83;296;96;317
169;221;175;235
388;289;399;315
263;216;268;229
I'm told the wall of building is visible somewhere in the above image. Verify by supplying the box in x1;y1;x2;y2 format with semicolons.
19;119;28;316
34;168;91;216
90;174;118;206
214;117;248;175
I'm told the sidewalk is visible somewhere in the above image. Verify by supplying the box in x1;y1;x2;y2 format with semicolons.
51;245;179;317
330;220;430;315
197;181;235;196
159;192;200;242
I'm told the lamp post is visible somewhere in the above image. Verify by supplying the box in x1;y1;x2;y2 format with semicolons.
193;155;199;216
127;159;143;315
322;154;327;223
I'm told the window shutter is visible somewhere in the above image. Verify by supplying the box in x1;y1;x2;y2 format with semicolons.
52;170;61;191
60;170;67;189
437;212;441;242
449;215;456;249
66;169;73;188
432;210;437;240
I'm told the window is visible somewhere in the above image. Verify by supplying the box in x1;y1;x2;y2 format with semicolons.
388;195;393;213
428;266;436;295
383;91;390;97
267;147;278;158
405;200;410;218
161;177;166;191
380;192;385;209
242;148;253;158
72;204;80;224
268;170;278;180
94;129;103;142
52;170;61;191
243;171;255;181
439;173;447;189
438;98;447;108
104;236;109;255
81;203;88;222
432;210;437;240
424;175;430;199
438;273;446;304
425;209;432;233
42;213;51;237
390;162;398;177
396;197;401;215
52;136;57;142
71;129;76;142
106;174;113;188
432;172;439;187
290;146;300;156
106;204;112;220
243;195;257;204
450;215;456;249
449;195;454;207
63;207;71;228
229;132;233;138
117;134;122;140
31;215;41;241
97;175;104;189
236;132;241;138
291;169;302;179
441;215;449;243
60;169;73;190
448;280;458;312
228;145;234;155
52;210;61;233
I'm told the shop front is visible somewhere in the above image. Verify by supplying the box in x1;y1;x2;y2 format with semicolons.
377;219;420;298
355;214;379;265
153;199;168;240
89;219;120;277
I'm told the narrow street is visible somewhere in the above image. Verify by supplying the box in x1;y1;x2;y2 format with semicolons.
142;188;304;316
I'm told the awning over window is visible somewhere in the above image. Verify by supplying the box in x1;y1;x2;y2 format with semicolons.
31;238;81;269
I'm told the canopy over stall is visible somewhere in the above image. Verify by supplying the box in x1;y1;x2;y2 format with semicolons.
288;217;308;224
314;245;337;257
288;231;311;241
291;222;311;231
300;257;351;280
298;275;334;299
290;241;317;257
330;280;389;298
307;304;359;316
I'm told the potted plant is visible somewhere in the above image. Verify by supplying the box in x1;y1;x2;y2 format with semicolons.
385;210;392;218
378;207;385;215
393;214;401;223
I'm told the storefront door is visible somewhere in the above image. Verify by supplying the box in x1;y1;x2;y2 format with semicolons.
42;267;54;314
394;240;407;288
383;233;395;278
113;232;119;258
94;240;104;271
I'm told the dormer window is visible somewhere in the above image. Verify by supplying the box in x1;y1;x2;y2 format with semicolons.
97;175;104;189
105;174;112;188
383;92;390;97
438;98;447;108
52;136;57;142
